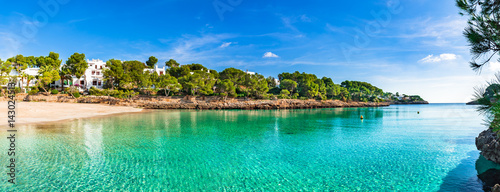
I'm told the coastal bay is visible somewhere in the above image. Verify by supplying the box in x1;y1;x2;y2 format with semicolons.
0;104;488;191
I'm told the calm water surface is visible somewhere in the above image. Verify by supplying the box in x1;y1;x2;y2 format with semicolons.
1;104;496;191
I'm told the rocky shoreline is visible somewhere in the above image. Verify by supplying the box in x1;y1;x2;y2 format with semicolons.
476;128;500;191
17;94;391;109
477;128;500;164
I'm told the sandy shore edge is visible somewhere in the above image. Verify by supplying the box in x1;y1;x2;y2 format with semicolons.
0;101;143;127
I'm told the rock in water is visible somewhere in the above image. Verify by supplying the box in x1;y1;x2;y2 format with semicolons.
493;184;500;192
478;169;500;192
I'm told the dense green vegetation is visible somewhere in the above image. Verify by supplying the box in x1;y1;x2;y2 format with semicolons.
1;53;424;102
458;0;500;134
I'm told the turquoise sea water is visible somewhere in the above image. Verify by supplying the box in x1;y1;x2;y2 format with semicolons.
0;104;496;191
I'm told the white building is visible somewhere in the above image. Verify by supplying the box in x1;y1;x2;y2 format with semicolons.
7;67;40;91
53;59;169;91
189;68;211;75
144;65;166;76
52;59;107;91
245;70;256;75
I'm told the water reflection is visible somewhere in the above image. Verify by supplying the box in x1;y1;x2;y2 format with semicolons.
1;104;487;191
439;151;500;192
476;155;500;192
83;122;104;174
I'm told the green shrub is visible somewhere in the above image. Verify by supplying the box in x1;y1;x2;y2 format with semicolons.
89;87;105;96
279;89;290;96
278;90;289;99
299;97;308;100
51;89;59;94
267;87;281;95
317;94;327;101
138;88;156;96
28;88;39;95
261;93;275;100
291;93;299;99
278;95;289;99
65;86;81;98
13;87;21;94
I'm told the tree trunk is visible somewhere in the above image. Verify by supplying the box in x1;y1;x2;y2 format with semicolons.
26;79;31;91
60;77;64;91
84;75;87;91
20;77;24;93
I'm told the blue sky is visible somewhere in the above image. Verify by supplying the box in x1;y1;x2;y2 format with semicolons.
0;0;495;102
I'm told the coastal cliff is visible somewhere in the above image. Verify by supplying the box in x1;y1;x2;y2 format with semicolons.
476;128;500;164
19;94;390;109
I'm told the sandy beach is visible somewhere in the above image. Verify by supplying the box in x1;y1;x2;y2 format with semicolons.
0;101;143;127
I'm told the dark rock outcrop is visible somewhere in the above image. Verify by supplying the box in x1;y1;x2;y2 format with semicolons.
478;169;500;192
467;100;480;105
477;128;500;164
477;128;500;191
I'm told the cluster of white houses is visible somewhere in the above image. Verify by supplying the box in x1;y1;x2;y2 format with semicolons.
11;59;264;92
11;59;167;92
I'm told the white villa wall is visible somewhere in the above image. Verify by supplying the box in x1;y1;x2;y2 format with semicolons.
144;65;166;76
7;68;40;90
52;59;107;91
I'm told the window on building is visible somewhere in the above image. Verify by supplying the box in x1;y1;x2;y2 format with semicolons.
96;72;100;75
92;71;95;75
80;80;84;85
100;66;102;69
93;80;97;86
98;81;101;86
160;71;164;75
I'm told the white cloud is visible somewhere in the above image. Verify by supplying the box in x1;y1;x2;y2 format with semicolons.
300;15;311;22
138;33;236;63
488;61;500;72
263;52;279;58
219;42;232;48
419;53;458;63
384;16;468;49
281;17;298;32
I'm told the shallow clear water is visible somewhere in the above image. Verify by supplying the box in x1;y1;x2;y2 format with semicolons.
0;104;495;191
